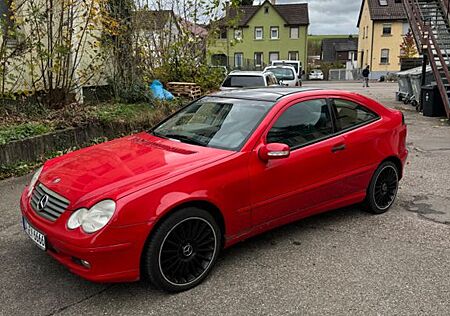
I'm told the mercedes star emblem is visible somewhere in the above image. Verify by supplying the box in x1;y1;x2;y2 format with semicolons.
37;195;49;211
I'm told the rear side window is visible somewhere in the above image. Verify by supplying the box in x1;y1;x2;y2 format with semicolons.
267;99;334;149
332;99;379;130
222;75;265;88
266;74;278;85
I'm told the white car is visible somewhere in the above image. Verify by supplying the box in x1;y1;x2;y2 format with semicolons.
309;69;324;80
271;60;303;78
220;71;279;90
264;66;300;87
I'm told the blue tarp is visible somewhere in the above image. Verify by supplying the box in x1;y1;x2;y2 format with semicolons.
150;80;174;100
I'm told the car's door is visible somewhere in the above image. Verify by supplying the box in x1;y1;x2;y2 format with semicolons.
329;97;381;196
249;98;348;227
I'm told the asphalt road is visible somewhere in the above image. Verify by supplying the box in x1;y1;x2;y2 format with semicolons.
1;82;449;315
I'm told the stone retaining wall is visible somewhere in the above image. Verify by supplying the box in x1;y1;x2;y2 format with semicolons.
0;122;151;165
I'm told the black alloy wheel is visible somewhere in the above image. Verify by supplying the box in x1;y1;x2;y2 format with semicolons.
365;161;399;214
159;217;217;286
142;207;221;292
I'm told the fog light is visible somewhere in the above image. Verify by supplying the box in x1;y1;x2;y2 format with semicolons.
81;260;91;269
72;257;91;269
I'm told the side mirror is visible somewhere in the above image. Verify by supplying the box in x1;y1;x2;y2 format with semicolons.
258;143;290;161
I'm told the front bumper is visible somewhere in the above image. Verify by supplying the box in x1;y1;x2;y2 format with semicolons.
20;190;153;283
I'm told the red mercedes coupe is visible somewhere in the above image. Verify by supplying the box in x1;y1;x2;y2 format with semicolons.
21;88;408;292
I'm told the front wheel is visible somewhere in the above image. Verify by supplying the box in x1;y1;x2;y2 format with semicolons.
142;207;221;292
364;161;399;214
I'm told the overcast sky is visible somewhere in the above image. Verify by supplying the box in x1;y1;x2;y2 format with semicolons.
255;0;360;35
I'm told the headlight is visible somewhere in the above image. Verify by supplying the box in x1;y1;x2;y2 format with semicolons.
27;166;43;197
67;200;116;233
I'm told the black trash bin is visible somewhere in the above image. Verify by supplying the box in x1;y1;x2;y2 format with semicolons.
421;85;446;117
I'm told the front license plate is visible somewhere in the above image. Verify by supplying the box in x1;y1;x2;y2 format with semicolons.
22;217;46;251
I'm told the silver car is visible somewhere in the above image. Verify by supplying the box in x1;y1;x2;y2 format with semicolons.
264;66;300;87
220;71;279;90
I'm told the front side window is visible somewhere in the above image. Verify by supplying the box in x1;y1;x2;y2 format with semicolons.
290;27;299;39
152;97;273;151
332;99;379;131
382;23;392;35
270;26;279;39
267;99;333;149
255;27;263;40
380;48;390;64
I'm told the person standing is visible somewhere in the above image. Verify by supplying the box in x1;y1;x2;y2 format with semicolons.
362;65;370;87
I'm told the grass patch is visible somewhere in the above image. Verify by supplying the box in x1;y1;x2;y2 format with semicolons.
94;103;156;124
0;122;53;145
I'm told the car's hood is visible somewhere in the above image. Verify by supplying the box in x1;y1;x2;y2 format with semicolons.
39;132;234;208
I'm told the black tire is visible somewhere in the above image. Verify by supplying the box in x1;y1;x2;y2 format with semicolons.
364;161;399;214
142;207;221;292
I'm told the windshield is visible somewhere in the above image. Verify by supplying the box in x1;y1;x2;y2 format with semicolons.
267;68;295;80
272;62;299;73
222;75;266;87
152;97;274;151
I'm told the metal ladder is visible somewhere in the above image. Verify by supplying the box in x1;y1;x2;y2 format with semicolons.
403;0;450;118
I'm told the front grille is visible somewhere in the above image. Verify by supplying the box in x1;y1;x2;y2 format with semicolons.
30;183;70;222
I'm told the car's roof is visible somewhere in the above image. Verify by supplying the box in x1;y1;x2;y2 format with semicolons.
228;71;266;76
265;65;296;70
210;87;322;102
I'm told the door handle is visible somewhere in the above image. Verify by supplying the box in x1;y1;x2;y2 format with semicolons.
331;144;346;153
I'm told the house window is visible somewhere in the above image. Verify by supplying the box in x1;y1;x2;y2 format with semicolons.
254;52;263;66
382;24;392;35
379;0;387;5
255;27;263;40
264;7;269;14
269;52;279;62
403;22;410;35
380;49;390;64
290;27;299;39
234;53;243;68
234;29;242;40
366;26;369;38
218;29;227;39
363;27;366;39
288;51;299;60
270;27;279;39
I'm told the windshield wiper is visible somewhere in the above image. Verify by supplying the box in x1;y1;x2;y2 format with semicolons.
163;133;208;147
150;130;170;139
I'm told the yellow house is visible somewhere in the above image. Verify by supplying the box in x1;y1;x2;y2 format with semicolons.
0;0;110;102
357;0;417;78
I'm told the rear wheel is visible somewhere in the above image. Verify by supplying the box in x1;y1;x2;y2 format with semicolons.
364;161;399;214
142;207;221;292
